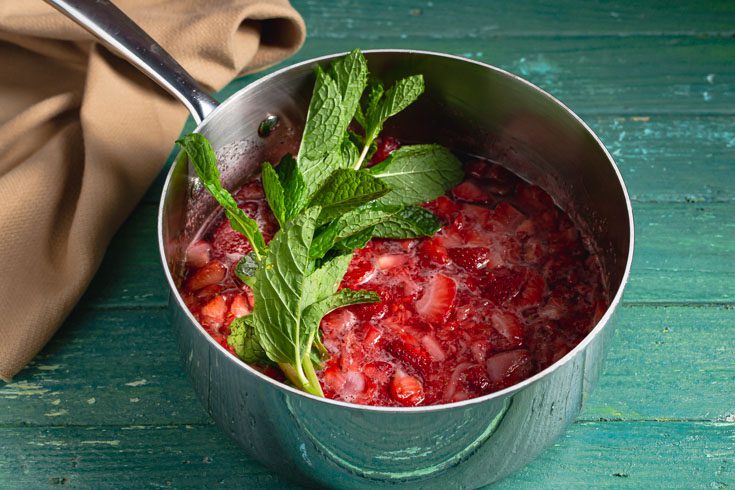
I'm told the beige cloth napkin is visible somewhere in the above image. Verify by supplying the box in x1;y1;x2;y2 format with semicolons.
0;1;305;381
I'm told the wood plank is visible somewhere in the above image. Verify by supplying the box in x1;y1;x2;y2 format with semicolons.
2;305;732;427
80;202;735;308
213;36;735;115
143;115;735;205
0;422;732;488
293;0;735;37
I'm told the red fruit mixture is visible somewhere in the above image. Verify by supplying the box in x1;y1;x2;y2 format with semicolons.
180;139;608;407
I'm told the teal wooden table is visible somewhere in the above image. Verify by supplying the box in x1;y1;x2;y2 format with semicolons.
2;1;734;487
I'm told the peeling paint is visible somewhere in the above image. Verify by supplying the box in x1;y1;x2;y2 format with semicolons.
1;381;49;397
124;379;148;387
80;440;120;446
44;409;68;417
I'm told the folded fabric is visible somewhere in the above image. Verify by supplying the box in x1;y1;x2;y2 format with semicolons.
0;0;305;381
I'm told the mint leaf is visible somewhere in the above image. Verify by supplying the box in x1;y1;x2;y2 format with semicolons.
303;253;353;306
275;154;307;221
372;205;442;238
301;289;379;339
368;144;463;206
333;225;375;252
309;168;390;223
329;48;368;134
261;162;286;227
354;75;424;169
298;66;344;193
176;134;267;260
228;316;269;364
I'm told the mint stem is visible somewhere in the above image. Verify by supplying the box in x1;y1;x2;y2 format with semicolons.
353;140;372;170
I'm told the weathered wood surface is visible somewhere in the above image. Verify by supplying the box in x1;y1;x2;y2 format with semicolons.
1;0;733;488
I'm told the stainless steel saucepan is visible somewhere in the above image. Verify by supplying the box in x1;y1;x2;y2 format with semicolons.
47;0;634;487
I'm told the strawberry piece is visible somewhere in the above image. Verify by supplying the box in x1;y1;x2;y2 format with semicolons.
186;260;227;291
377;254;408;271
421;335;446;362
514;271;545;308
322;365;346;392
320;308;357;336
415;274;457;323
417;236;449;266
229;293;251;318
363;325;383;347
363;361;394;385
370;136;401;165
390;372;425;406
452;180;491;203
386;335;433;374
342;257;376;287
461;203;492;225
423;195;461;223
485;350;532;388
465;159;493;178
448;247;491;271
186;240;211;268
480;267;525;305
516;184;554;214
200;295;227;326
490;311;524;347
464;364;492;395
210;219;254;261
486;202;525;231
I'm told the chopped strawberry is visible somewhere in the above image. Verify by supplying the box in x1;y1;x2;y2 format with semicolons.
421;335;446;362
452;180;491;203
370;136;401;165
322;365;346;392
523;237;546;264
480;267;525;305
229;293;251;318
448;247;492;271
377;254;408;271
363;325;383;347
465;159;493;178
516;184;554;214
490;311;524;347
390;371;425;406
186;240;211;268
423;195;461;223
200;295;227;326
342;258;376;286
386;335;433;374
363;361;394;385
514;272;546;308
485;350;532;388
486;202;525;231
211;219;253;261
417;236;449;266
415;274;457;323
462;203;492;224
186;260;226;291
464;364;492;394
320;309;357;336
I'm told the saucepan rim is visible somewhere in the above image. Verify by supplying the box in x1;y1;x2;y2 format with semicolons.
157;48;635;414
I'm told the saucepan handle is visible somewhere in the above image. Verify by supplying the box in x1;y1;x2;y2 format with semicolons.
44;0;219;124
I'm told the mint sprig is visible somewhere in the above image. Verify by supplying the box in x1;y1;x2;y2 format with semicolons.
176;49;462;397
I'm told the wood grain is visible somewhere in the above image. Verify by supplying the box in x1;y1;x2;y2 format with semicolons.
0;422;731;489
1;305;731;427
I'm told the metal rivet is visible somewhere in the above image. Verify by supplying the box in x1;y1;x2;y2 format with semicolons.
258;114;280;137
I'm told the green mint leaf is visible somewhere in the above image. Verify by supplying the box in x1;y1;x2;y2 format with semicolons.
301;289;380;341
371;205;442;238
369;144;463;206
303;253;353;306
261;162;286;227
298;66;344;193
251;207;321;390
235;252;258;287
354;76;423;169
329;48;368;134
228;316;270;364
309;202;403;258
176;134;267;260
363;81;385;126
309;168;390;223
275;154;307;220
333;225;375;252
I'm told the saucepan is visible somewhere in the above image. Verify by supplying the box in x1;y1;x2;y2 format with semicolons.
48;0;634;487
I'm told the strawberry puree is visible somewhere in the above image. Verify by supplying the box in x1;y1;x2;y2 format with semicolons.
180;144;608;407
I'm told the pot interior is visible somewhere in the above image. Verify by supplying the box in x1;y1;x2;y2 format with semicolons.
161;50;632;329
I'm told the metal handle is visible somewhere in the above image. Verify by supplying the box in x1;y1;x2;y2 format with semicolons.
45;0;219;124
